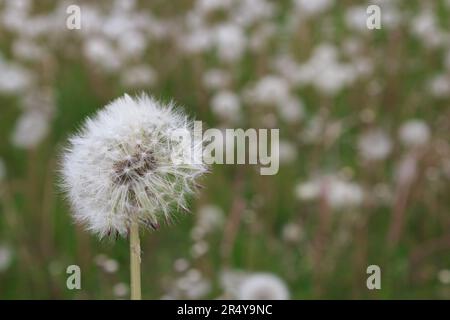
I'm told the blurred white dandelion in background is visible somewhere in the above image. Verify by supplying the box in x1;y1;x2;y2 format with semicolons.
294;0;333;17
0;245;13;272
399;119;430;148
358;128;392;161
428;74;450;98
438;270;450;285
102;259;119;274
0;59;33;94
211;90;241;124
11;111;51;149
113;282;129;298
237;273;290;300
295;175;364;209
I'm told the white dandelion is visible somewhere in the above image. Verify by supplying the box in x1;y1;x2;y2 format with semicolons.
60;93;208;299
295;175;364;209
398;119;430;148
294;0;333;17
282;223;303;244
213;24;246;63
0;60;33;94
202;69;231;90
237;273;290;300
11;110;51;149
358;128;392;161
0;158;6;181
245;75;290;107
0;245;13;272
113;282;129;298
102;259;119;274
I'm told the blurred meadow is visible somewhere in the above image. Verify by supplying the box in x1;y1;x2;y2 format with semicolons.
0;0;450;299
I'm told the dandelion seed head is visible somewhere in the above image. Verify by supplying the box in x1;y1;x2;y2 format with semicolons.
438;269;450;285
0;158;6;181
277;96;304;124
214;24;246;62
238;273;289;300
113;282;129;298
0;60;33;94
61;93;207;238
102;259;119;273
399;119;430;148
0;245;13;272
197;205;224;234
202;69;231;90
428;74;450;98
245;75;290;107
296;175;364;209
345;6;368;32
174;258;189;272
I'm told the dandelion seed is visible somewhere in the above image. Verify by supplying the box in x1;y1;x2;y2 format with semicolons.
438;270;450;285
295;175;364;209
11;110;50;149
173;258;189;273
0;60;33;94
191;241;209;258
197;205;224;234
211;90;241;124
358;128;392;161
294;0;333;17
282;223;303;243
202;69;231;90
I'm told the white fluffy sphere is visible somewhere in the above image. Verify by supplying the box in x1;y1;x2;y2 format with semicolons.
238;273;290;300
399;119;430;147
61;93;207;237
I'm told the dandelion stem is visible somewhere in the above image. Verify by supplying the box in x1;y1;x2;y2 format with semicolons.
130;220;141;300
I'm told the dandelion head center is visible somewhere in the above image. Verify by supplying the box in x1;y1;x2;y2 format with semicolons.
112;148;157;184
